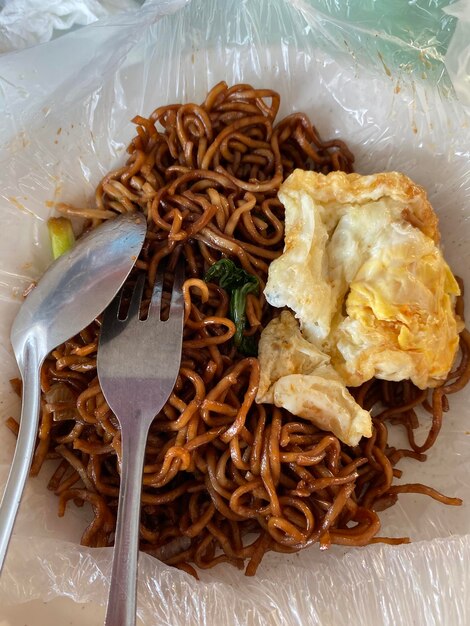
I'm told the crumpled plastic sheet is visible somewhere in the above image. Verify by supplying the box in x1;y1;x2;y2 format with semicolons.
0;0;469;624
290;0;460;99
2;535;470;625
0;0;140;53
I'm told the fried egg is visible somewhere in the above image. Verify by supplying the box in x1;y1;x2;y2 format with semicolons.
256;311;371;446
258;169;462;444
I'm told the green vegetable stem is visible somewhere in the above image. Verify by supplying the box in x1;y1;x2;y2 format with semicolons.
48;217;75;259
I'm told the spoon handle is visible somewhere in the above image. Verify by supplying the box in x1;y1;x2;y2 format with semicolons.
0;341;42;573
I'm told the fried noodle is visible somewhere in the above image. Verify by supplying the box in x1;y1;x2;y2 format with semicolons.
10;82;469;577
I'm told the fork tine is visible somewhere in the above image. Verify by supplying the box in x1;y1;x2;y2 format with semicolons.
170;260;185;313
126;273;146;320
102;289;124;325
100;290;124;344
147;264;164;319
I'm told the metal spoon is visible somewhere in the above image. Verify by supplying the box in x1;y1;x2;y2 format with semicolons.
0;212;147;573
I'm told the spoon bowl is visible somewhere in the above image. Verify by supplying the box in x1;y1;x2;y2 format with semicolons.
0;212;146;572
11;213;147;361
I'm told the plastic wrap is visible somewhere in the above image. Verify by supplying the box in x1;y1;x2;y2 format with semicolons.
0;0;141;53
444;0;470;107
0;0;469;623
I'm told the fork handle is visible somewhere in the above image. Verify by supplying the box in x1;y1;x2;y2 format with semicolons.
0;340;42;573
105;418;149;626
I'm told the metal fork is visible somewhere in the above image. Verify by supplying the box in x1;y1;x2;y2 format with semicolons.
97;263;184;626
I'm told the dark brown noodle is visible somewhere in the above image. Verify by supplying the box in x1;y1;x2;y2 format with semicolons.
9;82;469;576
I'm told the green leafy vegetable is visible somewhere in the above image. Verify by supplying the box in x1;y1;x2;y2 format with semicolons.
205;259;259;356
48;217;75;259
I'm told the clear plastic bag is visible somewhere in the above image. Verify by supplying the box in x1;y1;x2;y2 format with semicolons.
0;0;141;53
0;0;469;623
